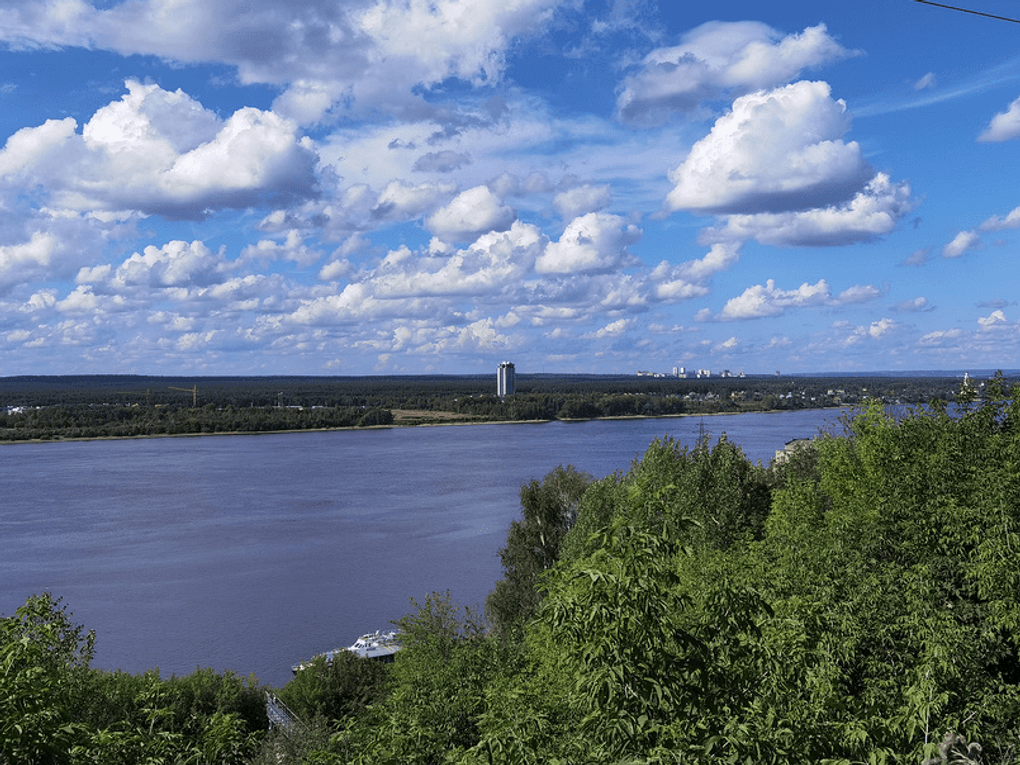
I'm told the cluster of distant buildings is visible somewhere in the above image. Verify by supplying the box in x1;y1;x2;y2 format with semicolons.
496;360;750;397
637;367;746;379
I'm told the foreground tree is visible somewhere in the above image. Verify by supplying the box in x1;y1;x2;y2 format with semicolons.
486;465;592;638
470;379;1020;764
0;594;94;765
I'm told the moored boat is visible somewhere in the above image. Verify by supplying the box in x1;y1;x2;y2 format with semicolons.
291;629;401;673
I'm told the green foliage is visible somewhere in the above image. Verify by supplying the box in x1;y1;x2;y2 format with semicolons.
468;378;1020;764
0;593;269;765
486;466;593;639
250;714;340;765
356;407;394;427
342;592;518;765
539;518;704;761
279;650;390;723
562;434;771;560
0;593;94;765
68;667;266;764
557;472;627;563
752;385;1020;763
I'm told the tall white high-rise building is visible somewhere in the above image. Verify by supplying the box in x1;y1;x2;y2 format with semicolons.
497;361;515;397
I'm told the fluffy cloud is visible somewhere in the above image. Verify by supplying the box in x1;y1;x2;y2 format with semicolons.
901;248;931;267
979;95;1020;142
103;240;229;289
843;318;896;345
665;81;871;216
914;72;936;91
586;317;635;339
553;184;611;220
705;276;884;321
426;186;516;242
715;278;831;320
837;284;883;304
980;205;1020;231
896;296;933;312
617;22;852;125
707;173;911;247
978;309;1007;328
0;0;564;122
375;221;545;297
241;230;322;267
0;232;60;293
535;213;641;274
942;230;980;258
389;317;516;355
649;242;739;302
373;181;457;222
356;0;560;86
0;81;318;219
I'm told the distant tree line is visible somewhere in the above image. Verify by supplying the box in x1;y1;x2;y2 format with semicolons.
0;403;394;441
1;372;992;441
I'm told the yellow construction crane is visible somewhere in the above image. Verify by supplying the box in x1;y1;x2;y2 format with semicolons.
169;385;198;406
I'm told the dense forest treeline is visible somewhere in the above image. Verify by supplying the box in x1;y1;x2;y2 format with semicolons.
4;373;1020;763
0;372;991;441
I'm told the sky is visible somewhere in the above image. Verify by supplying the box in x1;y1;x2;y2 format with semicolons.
1;0;1019;377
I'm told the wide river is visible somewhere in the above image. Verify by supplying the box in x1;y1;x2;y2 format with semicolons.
3;409;843;687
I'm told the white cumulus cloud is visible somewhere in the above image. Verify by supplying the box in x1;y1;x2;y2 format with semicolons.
375;221;544;297
844;318;896;345
426;186;516;242
896;296;933;312
708;173;911;247
0;232;60;294
373;180;457;222
586;317;634;339
649;242;740;302
980;205;1020;231
716;278;831;320
0;0;565;123
535;212;641;274
0;80;319;220
108;240;228;289
617;22;853;125
979;95;1020;142
942;230;980;258
665;81;872;216
553;184;611;220
978;309;1007;328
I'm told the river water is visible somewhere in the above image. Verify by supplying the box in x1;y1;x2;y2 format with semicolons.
2;409;843;687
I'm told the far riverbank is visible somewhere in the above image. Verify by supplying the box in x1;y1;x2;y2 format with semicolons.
0;405;848;446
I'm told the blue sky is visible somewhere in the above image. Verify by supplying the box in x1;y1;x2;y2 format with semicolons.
1;0;1019;376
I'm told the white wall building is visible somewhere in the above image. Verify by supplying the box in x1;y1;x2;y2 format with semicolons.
497;361;515;397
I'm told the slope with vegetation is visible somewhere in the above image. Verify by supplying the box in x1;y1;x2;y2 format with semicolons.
3;374;1019;763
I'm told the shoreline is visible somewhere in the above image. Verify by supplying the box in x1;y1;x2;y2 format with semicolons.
0;406;848;446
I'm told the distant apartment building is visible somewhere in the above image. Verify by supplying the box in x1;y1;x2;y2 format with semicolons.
497;361;516;397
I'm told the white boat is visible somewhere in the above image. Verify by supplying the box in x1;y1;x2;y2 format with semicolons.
291;629;401;673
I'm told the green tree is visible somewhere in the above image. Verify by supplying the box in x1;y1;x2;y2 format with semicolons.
1;593;94;765
486;466;592;638
344;592;514;765
472;386;1020;764
279;649;390;723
